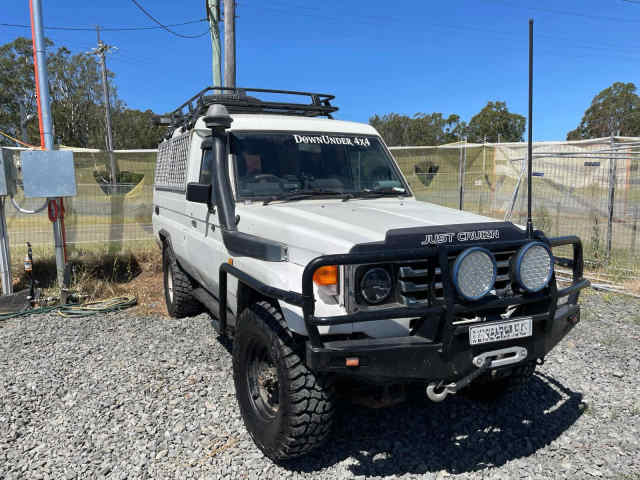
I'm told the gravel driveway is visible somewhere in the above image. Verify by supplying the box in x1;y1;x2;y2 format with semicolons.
1;291;639;479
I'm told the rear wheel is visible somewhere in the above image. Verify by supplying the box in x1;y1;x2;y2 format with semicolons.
233;301;334;460
162;243;202;318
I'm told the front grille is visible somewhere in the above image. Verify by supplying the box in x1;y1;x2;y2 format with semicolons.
397;250;515;305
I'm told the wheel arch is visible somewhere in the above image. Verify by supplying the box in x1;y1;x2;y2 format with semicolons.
158;228;172;251
235;280;308;337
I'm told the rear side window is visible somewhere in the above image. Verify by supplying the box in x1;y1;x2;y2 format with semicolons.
154;131;190;192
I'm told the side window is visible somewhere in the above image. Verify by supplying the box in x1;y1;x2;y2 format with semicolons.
199;149;214;184
154;132;190;192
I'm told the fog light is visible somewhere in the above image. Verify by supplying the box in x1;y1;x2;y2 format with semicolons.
452;247;497;301
514;242;553;292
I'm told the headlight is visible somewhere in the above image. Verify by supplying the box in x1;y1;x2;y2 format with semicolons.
513;242;554;292
452;247;497;301
360;267;392;305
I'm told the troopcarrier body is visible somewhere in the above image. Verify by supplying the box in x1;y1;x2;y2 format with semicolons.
152;87;588;460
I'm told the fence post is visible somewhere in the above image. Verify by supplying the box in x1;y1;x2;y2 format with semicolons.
632;206;639;255
458;137;466;210
606;134;616;260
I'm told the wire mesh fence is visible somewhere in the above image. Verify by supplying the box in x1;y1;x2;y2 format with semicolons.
2;136;640;274
391;136;640;274
1;148;155;259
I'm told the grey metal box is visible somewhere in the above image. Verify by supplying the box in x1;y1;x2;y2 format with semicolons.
20;150;77;198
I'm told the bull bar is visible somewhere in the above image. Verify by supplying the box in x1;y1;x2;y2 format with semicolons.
219;234;589;381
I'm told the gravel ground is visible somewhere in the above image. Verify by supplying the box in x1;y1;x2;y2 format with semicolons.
1;291;639;480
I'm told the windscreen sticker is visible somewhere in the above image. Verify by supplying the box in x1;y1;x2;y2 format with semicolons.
293;134;371;147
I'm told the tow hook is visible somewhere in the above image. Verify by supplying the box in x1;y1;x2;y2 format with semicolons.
426;357;492;402
426;382;456;402
426;346;529;402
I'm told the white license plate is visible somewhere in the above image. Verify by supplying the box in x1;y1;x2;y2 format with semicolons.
469;318;533;345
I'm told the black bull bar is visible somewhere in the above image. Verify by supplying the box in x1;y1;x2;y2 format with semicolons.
219;235;589;381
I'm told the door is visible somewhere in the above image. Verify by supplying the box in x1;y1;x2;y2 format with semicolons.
185;145;227;297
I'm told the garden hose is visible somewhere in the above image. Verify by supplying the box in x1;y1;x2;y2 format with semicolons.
0;295;137;322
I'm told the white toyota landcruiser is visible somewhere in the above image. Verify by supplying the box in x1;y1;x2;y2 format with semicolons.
152;87;588;460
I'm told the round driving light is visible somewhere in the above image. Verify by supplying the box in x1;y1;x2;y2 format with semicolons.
360;267;392;304
452;247;497;301
514;242;554;292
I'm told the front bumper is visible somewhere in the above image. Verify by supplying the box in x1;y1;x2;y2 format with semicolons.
218;234;589;383
305;303;580;382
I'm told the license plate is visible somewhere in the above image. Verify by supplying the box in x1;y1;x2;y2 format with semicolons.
469;318;533;346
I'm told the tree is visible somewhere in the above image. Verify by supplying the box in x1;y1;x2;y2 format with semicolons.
112;109;165;149
0;37;165;149
566;82;640;139
0;37;44;145
466;101;525;143
369;112;465;146
48;47;111;148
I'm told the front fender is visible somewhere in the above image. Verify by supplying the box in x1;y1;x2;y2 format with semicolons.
231;257;351;336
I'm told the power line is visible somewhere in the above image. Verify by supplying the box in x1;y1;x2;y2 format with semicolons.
253;2;640;59
0;18;207;32
129;0;210;38
484;0;640;24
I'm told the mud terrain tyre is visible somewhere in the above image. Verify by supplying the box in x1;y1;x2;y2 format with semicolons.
162;244;202;318
233;301;334;460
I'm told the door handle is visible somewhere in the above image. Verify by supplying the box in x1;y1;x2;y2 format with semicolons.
191;220;197;228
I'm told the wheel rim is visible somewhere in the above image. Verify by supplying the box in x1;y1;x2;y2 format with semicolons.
246;340;280;421
166;267;174;303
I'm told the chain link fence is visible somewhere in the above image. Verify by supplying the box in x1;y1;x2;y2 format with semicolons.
391;136;640;274
3;137;639;274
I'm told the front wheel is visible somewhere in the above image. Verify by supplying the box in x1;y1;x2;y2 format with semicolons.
233;301;334;460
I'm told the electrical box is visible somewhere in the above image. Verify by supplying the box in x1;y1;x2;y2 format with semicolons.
20;150;76;198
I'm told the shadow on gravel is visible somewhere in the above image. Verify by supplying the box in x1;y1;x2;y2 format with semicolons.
281;373;585;477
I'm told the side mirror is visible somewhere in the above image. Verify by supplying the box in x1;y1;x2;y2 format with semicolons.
186;182;212;204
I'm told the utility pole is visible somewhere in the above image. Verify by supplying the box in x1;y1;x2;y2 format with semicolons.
91;26;118;185
30;0;66;289
207;0;222;88
224;0;236;88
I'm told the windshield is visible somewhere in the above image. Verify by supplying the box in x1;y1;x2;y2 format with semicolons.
230;132;409;199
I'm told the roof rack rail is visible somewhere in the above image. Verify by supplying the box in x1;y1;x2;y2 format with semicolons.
156;87;339;133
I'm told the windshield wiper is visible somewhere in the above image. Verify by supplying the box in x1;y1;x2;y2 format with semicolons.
263;189;347;205
342;188;407;201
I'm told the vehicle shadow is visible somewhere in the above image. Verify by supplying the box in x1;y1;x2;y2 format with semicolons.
282;372;585;476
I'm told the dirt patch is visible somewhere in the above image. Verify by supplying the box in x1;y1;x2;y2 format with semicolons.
12;246;168;317
625;279;640;295
124;264;167;317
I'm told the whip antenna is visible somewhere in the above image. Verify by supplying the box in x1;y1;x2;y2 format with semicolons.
526;18;534;238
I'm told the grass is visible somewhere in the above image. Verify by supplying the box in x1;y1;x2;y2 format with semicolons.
11;241;167;317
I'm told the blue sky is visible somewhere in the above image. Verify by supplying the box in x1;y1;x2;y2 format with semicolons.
2;0;639;141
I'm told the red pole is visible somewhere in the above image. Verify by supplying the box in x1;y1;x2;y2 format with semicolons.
29;0;45;148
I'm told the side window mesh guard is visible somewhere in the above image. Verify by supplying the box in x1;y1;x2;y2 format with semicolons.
154;132;190;192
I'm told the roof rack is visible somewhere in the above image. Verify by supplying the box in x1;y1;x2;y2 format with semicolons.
156;87;339;133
